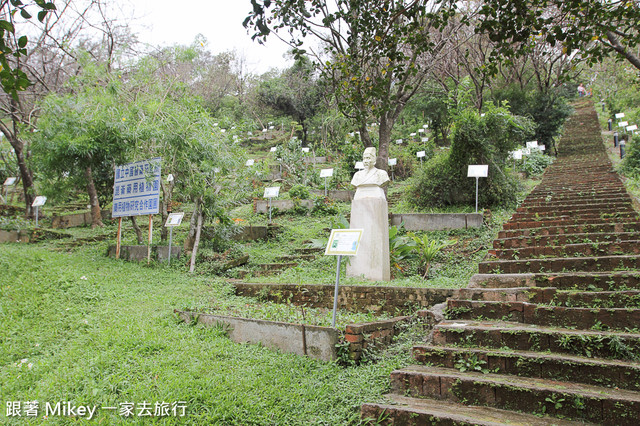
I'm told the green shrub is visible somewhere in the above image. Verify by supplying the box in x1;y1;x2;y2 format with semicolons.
522;151;554;177
491;86;572;153
289;184;310;199
622;138;640;177
408;103;533;209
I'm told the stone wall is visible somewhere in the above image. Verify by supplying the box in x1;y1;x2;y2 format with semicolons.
233;282;456;315
107;245;181;262
389;213;483;231
51;210;112;229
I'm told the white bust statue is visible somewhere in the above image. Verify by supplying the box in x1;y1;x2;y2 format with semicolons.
351;147;390;188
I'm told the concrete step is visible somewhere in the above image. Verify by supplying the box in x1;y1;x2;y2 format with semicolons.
469;272;640;291
491;240;640;260
501;216;639;231
446;299;640;331
497;222;640;239
275;254;316;262
361;394;587;426
257;262;298;271
509;211;638;222
478;254;640;274
389;365;640;424
524;194;631;206
413;345;640;391
493;232;640;250
516;198;631;214
551;290;640;309
432;320;640;360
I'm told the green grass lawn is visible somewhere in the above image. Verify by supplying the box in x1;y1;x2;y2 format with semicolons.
0;243;416;425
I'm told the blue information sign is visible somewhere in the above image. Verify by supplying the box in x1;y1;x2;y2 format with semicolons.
111;158;161;218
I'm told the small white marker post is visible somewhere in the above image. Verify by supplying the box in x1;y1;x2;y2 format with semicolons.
417;150;426;165
165;212;184;265
526;141;538;149
619;121;629;128
467;165;488;213
32;196;47;228
263;186;280;224
511;150;523;170
615;113;626;119
2;177;16;204
325;228;363;327
388;158;397;181
320;168;334;196
245;159;255;167
395;139;403;145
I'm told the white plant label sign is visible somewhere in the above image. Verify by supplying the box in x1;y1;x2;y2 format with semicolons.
467;165;488;178
3;177;16;186
417;151;426;158
388;158;397;166
615;113;625;119
165;212;185;227
245;159;255;167
32;196;47;207
264;187;280;198
355;161;364;170
320;168;334;178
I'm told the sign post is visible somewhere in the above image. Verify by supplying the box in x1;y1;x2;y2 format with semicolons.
467;165;488;213
263;186;280;224
32;196;47;228
320;168;334;196
2;177;16;204
325;229;363;327
417;150;426;165
388;158;397;181
165;212;185;265
112;158;161;262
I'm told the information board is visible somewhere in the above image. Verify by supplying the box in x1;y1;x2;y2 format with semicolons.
325;229;363;256
112;158;161;218
3;177;16;186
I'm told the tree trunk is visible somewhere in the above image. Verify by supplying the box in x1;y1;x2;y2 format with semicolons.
8;137;35;217
606;31;640;72
184;196;202;251
130;216;143;244
189;208;203;273
160;180;175;242
84;165;104;228
376;115;393;171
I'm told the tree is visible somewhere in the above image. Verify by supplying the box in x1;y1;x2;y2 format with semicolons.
32;59;133;228
256;56;323;144
475;0;640;72
244;0;463;169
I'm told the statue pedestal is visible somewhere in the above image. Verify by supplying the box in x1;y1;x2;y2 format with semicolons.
346;186;390;281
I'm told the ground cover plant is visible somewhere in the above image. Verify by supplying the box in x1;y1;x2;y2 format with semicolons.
0;243;420;425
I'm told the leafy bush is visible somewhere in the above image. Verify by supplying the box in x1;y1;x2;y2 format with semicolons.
522;151;554;177
622;138;640;177
311;196;339;216
289;184;310;199
491;86;572;153
408;103;534;209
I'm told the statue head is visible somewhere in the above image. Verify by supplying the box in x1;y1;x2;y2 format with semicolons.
362;147;376;170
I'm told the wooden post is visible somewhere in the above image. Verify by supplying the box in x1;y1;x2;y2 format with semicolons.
116;217;122;259
147;214;153;264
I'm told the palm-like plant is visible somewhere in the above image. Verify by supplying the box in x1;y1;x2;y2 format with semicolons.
408;233;456;279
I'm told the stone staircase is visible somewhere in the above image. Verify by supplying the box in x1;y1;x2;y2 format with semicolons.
361;100;640;424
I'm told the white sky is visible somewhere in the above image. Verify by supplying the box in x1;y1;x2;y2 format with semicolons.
128;0;293;74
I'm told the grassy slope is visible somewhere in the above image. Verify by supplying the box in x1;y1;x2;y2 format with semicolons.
0;243;413;425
